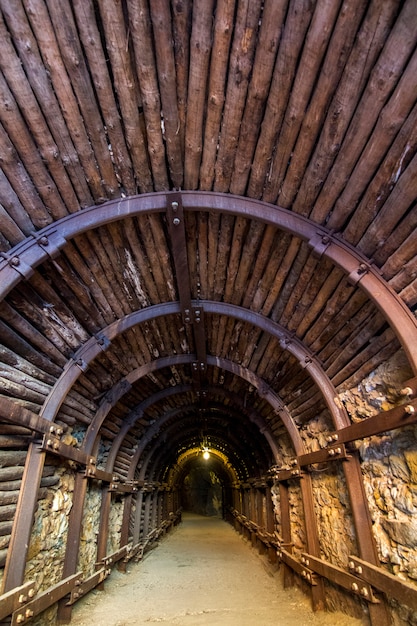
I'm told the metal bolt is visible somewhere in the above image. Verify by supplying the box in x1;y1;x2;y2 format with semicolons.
361;587;369;597
356;565;362;575
46;439;53;447
401;387;413;396
25;609;34;618
173;217;180;226
171;201;178;211
348;561;355;570
405;405;415;414
328;449;335;456
28;588;35;598
39;236;49;246
11;256;20;266
16;615;25;624
351;583;359;592
18;594;27;604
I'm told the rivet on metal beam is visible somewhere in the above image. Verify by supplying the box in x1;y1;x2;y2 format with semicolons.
96;333;111;351
74;357;88;372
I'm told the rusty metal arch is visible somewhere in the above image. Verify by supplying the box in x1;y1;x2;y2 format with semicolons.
37;300;346;437
1;191;416;373
81;356;283;464
3;296;372;593
142;417;260;483
117;388;275;479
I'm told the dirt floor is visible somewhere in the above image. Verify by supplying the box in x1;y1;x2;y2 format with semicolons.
70;513;367;626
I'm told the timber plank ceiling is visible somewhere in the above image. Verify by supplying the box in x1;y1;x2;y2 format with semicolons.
0;0;416;483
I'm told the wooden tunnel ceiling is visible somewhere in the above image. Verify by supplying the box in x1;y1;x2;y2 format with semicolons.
0;0;416;482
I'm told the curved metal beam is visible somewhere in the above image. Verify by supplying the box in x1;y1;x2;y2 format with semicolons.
1;191;416;372
202;302;349;428
83;354;282;464
39;300;343;440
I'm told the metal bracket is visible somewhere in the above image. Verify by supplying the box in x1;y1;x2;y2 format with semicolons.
0;581;36;621
85;459;113;482
276;548;317;585
349;556;417;611
97;546;129;569
11;572;82;625
36;231;67;260
41;434;89;465
308;232;331;259
109;480;139;493
269;462;302;482
0;252;34;280
71;357;88;372
325;398;417;446
347;263;369;285
303;553;379;603
95;333;111;351
298;443;348;468
67;569;107;605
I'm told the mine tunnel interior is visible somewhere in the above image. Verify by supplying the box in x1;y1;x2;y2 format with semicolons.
0;1;416;625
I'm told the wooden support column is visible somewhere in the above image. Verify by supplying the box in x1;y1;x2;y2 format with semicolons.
143;492;152;539
250;489;257;548
299;474;326;611
97;486;112;563
257;489;266;555
343;452;392;626
150;492;158;531
279;481;294;590
2;441;45;592
266;486;277;564
118;493;133;572
57;471;88;623
133;490;144;545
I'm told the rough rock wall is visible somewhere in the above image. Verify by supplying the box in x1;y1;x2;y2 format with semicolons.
271;350;417;623
340;351;417;625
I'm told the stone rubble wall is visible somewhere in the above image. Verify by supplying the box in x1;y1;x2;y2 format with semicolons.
271;350;417;624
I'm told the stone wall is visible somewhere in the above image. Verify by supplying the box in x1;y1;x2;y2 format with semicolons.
340;351;417;625
270;350;417;623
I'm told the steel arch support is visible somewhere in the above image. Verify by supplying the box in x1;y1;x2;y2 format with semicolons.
1;191;416;372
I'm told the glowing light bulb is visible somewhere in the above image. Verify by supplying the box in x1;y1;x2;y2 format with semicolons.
203;450;210;460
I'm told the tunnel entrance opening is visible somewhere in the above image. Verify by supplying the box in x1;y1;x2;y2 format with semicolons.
181;466;223;518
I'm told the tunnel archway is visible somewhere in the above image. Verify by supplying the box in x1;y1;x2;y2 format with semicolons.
0;3;416;625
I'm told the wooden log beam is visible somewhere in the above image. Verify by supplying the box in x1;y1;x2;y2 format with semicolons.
150;0;183;188
214;0;262;193
184;0;215;189
200;0;236;191
126;0;168;191
91;0;152;193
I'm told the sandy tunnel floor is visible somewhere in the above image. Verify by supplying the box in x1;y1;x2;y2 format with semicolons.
69;513;366;626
